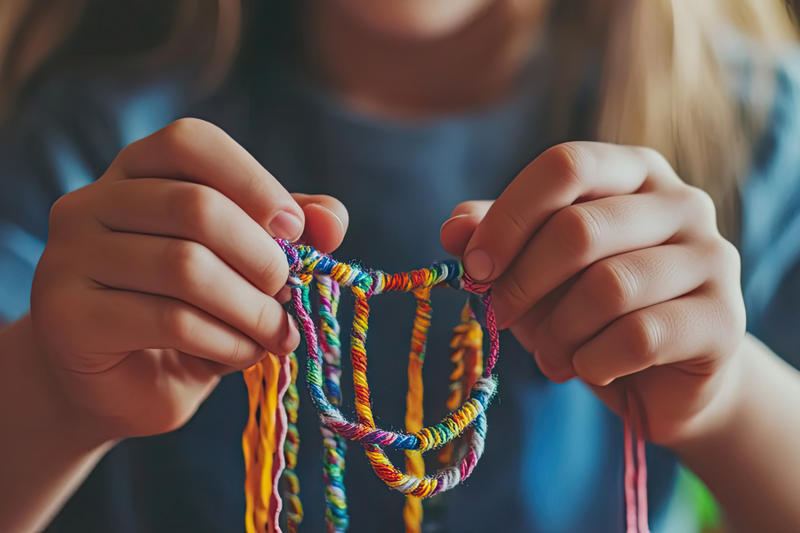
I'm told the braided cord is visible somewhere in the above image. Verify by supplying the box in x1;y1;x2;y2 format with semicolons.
403;287;432;533
316;274;349;533
281;352;303;533
439;302;484;466
242;354;284;533
285;239;500;499
282;239;499;454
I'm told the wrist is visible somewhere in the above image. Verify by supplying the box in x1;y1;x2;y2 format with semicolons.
1;315;112;450
1;315;114;532
667;337;749;455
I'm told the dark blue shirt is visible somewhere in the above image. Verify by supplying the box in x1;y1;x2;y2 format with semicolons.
2;40;800;533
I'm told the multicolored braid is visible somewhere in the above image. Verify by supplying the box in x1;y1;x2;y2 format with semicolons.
402;286;432;533
439;302;484;466
280;351;302;533
316;274;349;533
282;241;499;457
280;239;500;502
243;239;650;532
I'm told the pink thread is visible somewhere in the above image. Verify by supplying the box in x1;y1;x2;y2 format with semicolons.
483;293;500;376
623;387;650;533
636;422;649;533
268;356;292;533
460;450;478;480
623;410;637;533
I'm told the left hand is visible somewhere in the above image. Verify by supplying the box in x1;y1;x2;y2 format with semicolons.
440;142;746;447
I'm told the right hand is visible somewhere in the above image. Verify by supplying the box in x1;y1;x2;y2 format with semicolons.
30;118;348;441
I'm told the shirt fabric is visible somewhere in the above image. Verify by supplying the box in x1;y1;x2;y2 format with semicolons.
1;33;800;533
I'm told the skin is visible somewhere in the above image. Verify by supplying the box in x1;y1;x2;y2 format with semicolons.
1;1;800;531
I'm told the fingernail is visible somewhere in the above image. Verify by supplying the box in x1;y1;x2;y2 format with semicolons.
440;213;469;231
276;285;292;304
463;249;494;281
269;211;303;241
307;203;344;234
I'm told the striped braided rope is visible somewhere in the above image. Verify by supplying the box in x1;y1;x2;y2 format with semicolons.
280;352;303;533
280;239;500;500
316;274;350;533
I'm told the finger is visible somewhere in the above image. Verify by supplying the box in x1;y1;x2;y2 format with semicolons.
110;118;305;241
548;243;712;349
529;244;713;381
440;201;493;257
492;189;702;327
59;286;267;370
463;142;679;283
92;178;290;296
571;288;741;387
84;232;299;356
508;275;578;350
292;193;349;253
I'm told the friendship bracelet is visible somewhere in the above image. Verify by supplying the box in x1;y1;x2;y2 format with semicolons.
242;240;649;533
281;240;499;456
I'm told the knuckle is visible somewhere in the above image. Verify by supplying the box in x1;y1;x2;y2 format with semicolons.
540;143;593;192
165;240;213;290
49;191;82;228
228;337;263;370
587;259;637;314
681;186;718;222
718;239;741;271
174;185;219;231
704;237;740;277
161;304;196;344
552;205;600;259
637;146;674;175
161;118;221;158
623;311;661;364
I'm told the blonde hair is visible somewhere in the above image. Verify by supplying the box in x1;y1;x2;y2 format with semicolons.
545;0;797;239
1;0;798;237
0;0;241;120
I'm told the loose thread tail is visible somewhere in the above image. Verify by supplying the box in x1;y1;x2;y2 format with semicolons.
269;358;292;533
242;354;282;533
623;387;650;533
243;363;264;533
281;352;303;533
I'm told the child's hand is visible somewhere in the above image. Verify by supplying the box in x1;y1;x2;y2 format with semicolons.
441;142;745;446
30;118;348;440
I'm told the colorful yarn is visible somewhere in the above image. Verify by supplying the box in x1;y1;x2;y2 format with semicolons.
403;287;432;533
281;240;499;457
316;274;349;533
269;359;292;533
280;351;302;533
240;239;650;533
242;352;284;533
281;238;500;502
439;302;484;466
